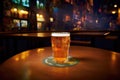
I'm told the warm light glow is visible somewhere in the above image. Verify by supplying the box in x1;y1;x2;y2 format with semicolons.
37;33;46;37
96;19;98;23
13;8;17;12
40;15;43;18
112;11;116;14
64;15;71;22
36;14;39;17
15;57;19;61
22;34;28;36
37;48;44;53
21;51;29;60
37;22;42;30
114;4;117;8
111;52;117;61
111;52;118;66
19;10;28;14
36;14;45;21
104;32;110;35
77;21;81;25
21;54;26;59
111;52;117;72
50;17;54;22
19;10;24;14
24;11;28;14
11;8;28;14
14;51;30;61
11;8;17;12
118;8;120;19
118;8;120;14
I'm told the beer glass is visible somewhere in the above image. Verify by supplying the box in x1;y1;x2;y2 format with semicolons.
51;32;70;64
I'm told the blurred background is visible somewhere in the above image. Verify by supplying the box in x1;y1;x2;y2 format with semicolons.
0;0;120;63
0;0;120;32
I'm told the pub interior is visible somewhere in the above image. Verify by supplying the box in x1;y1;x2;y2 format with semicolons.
0;0;120;80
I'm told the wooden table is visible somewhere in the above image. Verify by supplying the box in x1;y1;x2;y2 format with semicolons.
0;46;120;80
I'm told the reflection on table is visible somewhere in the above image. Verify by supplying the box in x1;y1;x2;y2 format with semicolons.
0;46;120;80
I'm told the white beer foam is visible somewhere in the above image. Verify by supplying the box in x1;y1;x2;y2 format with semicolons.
51;32;70;37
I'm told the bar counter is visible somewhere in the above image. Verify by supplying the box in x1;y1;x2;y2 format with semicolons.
0;31;120;63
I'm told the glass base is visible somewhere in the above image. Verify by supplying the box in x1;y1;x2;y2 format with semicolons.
43;56;79;67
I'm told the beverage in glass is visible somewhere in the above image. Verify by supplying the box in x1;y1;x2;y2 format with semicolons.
51;32;70;64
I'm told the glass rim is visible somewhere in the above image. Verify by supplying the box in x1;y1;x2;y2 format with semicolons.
51;32;70;36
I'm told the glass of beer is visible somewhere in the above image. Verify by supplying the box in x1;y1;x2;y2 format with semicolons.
51;32;70;64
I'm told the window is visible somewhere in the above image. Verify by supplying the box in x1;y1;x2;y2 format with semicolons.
13;19;28;28
12;0;29;7
21;20;28;27
22;0;29;7
13;19;20;28
36;0;45;9
12;0;20;4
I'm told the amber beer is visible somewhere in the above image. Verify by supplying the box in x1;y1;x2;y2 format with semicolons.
51;32;70;64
